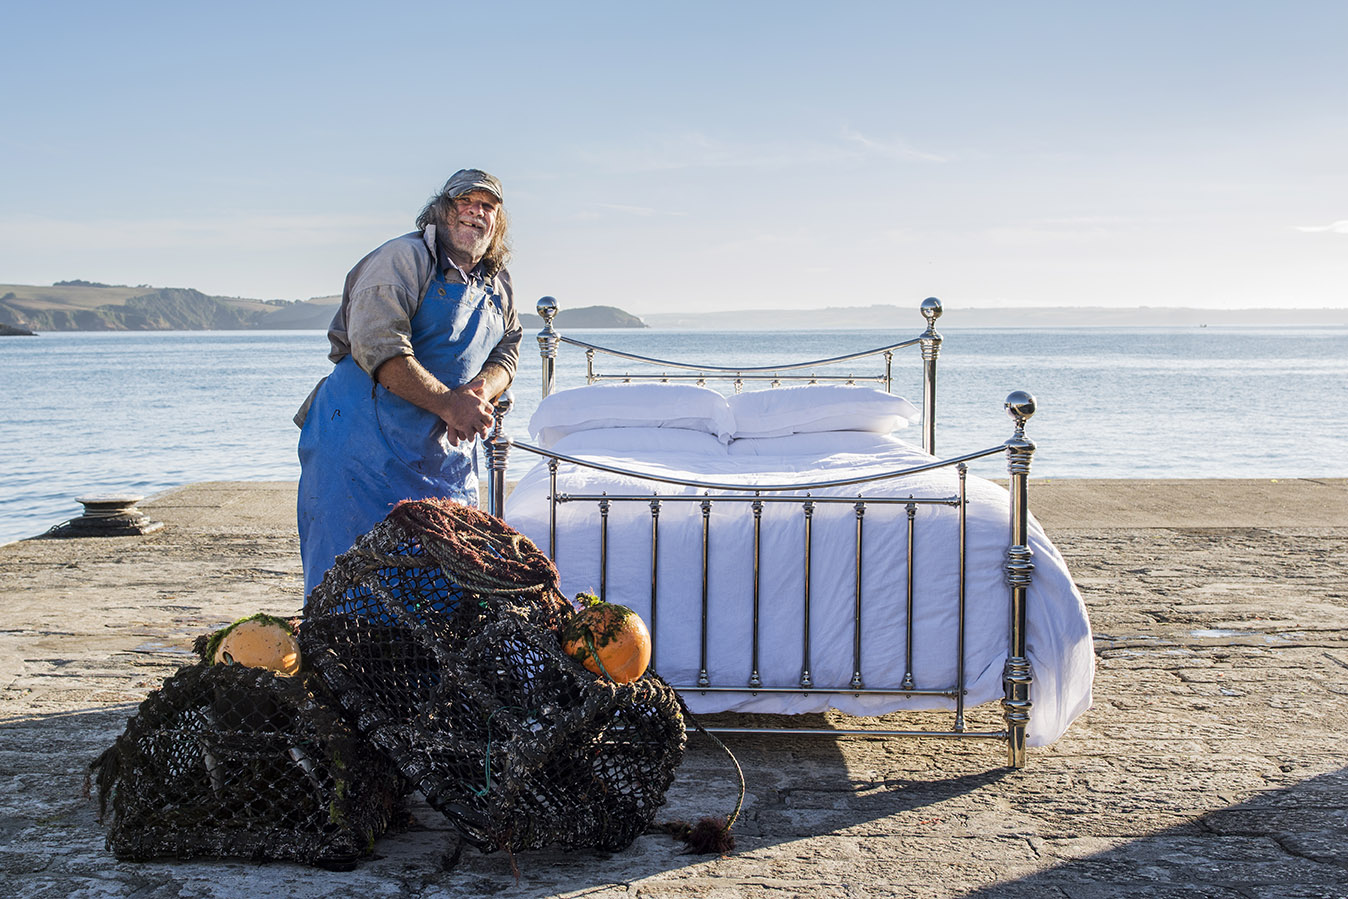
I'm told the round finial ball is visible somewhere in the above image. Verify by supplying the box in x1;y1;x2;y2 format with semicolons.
537;296;558;322
920;297;943;322
1005;390;1037;421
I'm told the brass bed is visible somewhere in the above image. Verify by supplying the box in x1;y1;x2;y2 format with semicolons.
483;298;1094;767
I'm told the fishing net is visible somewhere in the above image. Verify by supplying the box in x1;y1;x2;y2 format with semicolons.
90;662;407;870
301;498;687;855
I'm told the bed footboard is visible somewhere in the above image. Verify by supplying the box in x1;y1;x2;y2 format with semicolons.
490;398;1042;768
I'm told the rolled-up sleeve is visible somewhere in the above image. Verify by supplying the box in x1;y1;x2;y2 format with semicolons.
484;270;522;383
325;231;432;375
345;283;418;376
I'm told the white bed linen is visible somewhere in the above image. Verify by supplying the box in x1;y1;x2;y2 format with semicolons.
504;427;1095;746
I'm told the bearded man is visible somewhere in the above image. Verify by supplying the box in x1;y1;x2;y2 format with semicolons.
294;169;522;598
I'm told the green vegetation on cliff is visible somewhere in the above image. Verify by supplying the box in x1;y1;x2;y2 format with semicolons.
0;283;332;331
0;282;647;331
0;283;273;331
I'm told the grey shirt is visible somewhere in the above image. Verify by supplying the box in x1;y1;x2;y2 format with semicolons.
296;225;521;426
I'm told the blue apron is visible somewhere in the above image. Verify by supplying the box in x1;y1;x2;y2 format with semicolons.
297;267;505;599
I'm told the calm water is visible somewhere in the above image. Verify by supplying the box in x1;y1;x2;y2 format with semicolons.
3;326;1347;545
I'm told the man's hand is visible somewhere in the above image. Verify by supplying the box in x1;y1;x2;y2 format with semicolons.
439;377;494;446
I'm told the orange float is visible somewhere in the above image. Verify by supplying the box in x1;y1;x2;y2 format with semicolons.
561;594;651;684
210;615;301;677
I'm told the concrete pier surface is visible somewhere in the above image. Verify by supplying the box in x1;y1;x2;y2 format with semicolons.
1;478;1345;898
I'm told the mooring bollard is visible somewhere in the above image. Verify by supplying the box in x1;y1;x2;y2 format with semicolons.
46;494;163;537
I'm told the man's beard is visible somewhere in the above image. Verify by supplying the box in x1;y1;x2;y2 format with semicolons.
445;221;492;265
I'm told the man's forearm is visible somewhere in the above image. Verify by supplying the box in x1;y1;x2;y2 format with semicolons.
474;361;512;401
374;354;453;416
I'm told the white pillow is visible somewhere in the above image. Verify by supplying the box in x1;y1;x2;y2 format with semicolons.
528;383;734;448
727;385;919;439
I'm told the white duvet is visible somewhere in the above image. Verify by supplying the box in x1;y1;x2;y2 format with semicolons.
503;427;1094;746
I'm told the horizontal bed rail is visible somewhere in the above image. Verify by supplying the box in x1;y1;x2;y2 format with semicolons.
557;334;921;390
555;335;925;372
505;440;1007;495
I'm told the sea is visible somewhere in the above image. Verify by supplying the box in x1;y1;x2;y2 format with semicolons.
3;325;1347;546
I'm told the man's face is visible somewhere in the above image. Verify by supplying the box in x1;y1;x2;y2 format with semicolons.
442;189;499;266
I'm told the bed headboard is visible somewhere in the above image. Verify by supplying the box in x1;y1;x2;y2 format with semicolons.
532;296;945;457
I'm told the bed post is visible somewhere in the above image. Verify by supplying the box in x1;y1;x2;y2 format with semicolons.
487;389;513;519
919;297;942;456
537;296;559;399
1002;390;1037;768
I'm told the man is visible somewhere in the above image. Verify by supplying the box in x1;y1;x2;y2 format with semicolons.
295;169;522;598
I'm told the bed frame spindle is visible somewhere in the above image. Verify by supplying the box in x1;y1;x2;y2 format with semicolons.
800;498;815;689
956;463;969;733
649;498;661;674
920;297;942;456
699;497;712;688
1002;391;1037;768
850;499;865;691
750;496;764;689
902;500;917;691
537;296;559;398
487;391;513;518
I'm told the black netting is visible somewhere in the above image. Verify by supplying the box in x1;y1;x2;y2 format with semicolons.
301;499;687;854
90;663;407;870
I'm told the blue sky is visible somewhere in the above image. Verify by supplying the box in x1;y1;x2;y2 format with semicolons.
1;1;1344;313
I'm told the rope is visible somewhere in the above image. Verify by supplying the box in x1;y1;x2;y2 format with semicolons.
675;693;745;831
389;500;558;592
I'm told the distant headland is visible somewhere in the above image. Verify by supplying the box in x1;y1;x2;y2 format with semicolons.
0;282;646;332
3;281;1346;333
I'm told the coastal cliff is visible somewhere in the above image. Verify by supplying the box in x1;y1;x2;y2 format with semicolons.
0;282;648;332
0;283;289;331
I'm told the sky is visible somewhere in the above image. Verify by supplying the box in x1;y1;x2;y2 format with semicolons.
1;1;1345;315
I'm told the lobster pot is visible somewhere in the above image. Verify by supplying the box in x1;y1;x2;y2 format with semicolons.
302;499;687;854
90;663;406;870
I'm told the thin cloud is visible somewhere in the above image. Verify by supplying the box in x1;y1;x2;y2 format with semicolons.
840;127;947;163
1295;220;1348;234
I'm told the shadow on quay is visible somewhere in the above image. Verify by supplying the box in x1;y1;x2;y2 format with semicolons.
956;765;1348;898
4;701;1014;893
32;695;1335;897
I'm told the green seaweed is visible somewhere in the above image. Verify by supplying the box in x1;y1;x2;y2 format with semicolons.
559;593;635;662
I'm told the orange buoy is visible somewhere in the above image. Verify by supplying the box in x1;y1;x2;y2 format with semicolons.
561;594;651;684
212;617;301;676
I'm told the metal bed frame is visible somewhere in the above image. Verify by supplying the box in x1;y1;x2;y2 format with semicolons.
485;297;1039;767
